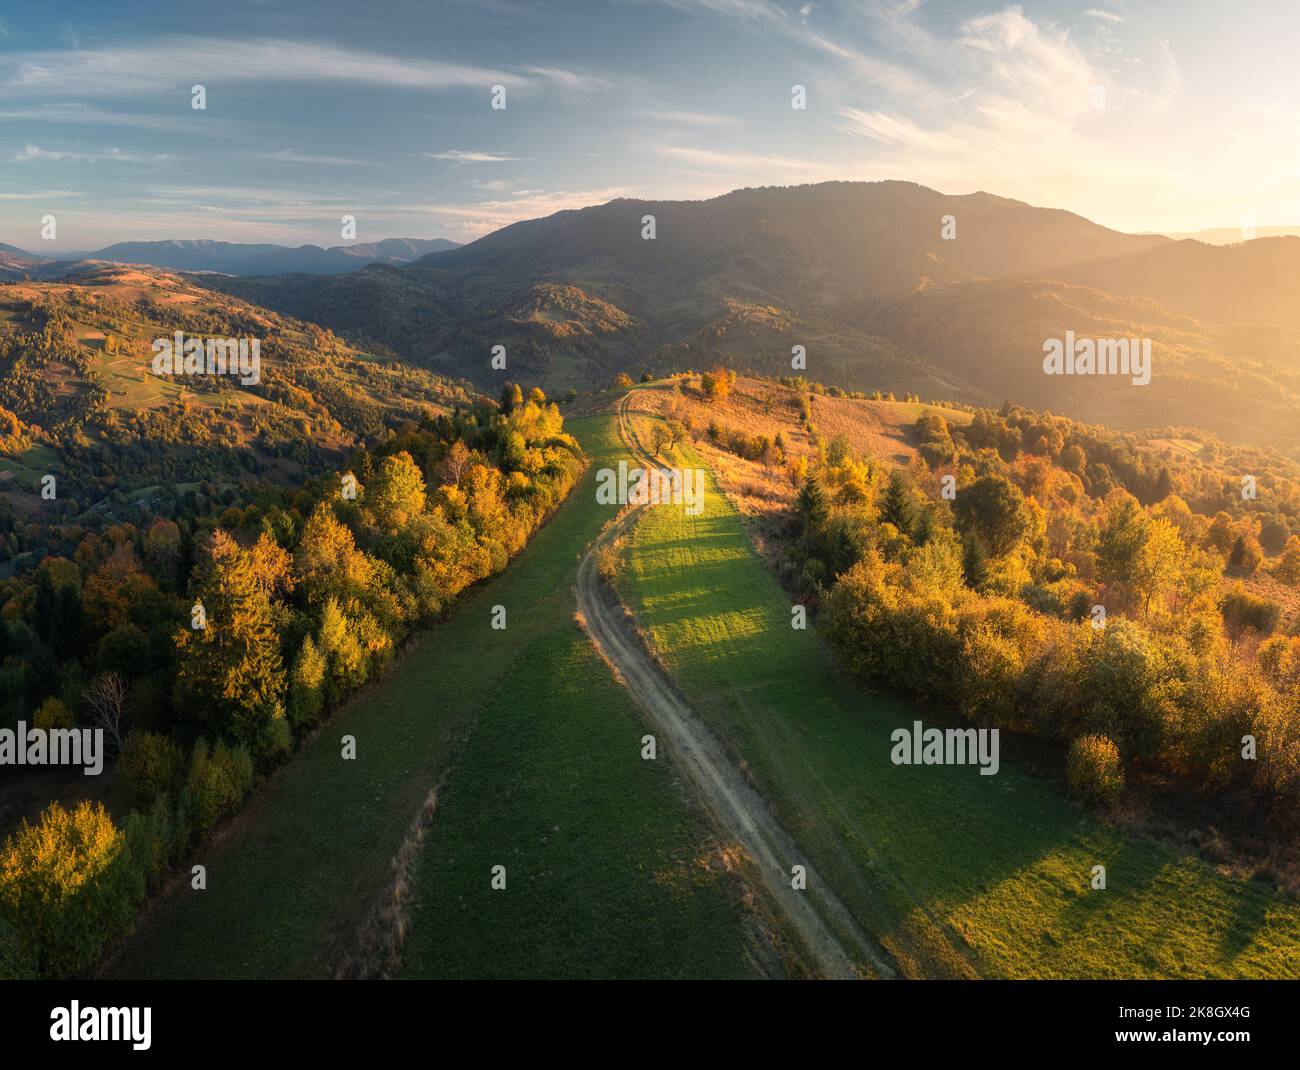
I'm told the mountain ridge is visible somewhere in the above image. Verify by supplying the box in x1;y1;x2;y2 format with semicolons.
13;179;1300;448
0;236;462;276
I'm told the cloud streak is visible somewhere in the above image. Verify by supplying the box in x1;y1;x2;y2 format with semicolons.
12;144;171;163
1;37;606;97
425;150;524;163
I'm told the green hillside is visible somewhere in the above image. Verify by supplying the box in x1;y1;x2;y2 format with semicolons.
108;413;768;980
613;403;1300;977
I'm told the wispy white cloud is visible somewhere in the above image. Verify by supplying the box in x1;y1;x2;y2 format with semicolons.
835;107;957;151
257;149;380;166
0;103;242;136
520;66;614;93
404;187;642;235
659;145;824;176
0;189;81;200
635;109;743;128
958;7;1095;126
649;0;1203;231
424;150;523;163
13;144;171;163
0;38;604;97
661;0;934;99
145;184;358;203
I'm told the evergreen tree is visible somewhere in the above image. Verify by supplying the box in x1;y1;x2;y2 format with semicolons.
880;471;917;540
32;570;56;646
961;533;989;589
51;585;83;661
954;474;1026;557
499;381;523;415
287;635;327;728
1152;466;1174;502
796;475;827;530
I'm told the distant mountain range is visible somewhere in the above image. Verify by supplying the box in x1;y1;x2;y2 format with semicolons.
1058;236;1300;330
196;180;1300;447
1164;225;1300;245
0;237;461;277
8;181;1300;447
0;242;45;272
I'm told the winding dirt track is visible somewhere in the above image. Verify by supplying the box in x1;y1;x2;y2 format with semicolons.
573;394;893;980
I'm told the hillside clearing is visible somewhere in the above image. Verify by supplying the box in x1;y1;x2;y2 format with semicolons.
109;413;767;980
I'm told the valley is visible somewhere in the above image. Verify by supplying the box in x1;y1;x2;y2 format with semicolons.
94;384;1300;980
109;409;776;981
2;182;1299;985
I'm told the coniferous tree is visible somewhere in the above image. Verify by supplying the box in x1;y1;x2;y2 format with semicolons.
880;471;917;540
1152;466;1174;502
499;382;523;415
796;475;827;530
962;533;989;589
51;585;83;661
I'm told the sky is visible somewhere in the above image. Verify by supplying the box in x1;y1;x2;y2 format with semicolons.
2;0;1299;252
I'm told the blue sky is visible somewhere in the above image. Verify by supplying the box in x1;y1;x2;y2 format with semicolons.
3;0;1299;251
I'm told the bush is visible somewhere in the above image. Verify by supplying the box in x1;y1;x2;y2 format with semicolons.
1066;735;1125;808
256;705;293;763
955;605;1034;729
123;794;187;889
0;912;35;979
184;740;254;841
0;801;140;977
1083;619;1166;759
1251;698;1300;807
1220;586;1280;640
116;731;186;812
32;696;74;731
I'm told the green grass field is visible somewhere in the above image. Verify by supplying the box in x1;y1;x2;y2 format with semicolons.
0;444;61;491
107;399;1299;980
110;413;759;979
615;407;1300;979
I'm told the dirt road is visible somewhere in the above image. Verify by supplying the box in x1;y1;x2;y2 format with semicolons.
573;394;893;979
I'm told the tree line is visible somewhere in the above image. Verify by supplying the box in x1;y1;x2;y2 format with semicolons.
0;385;582;977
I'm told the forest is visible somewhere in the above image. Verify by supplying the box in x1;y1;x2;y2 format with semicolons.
663;371;1300;853
0;371;582;978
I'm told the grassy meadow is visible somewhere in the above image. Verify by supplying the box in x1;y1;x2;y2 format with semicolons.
615;405;1300;978
110;412;760;979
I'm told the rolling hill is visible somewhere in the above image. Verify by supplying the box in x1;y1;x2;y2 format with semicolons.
0;244;47;277
201;181;1168;383
863;278;1300;446
193;181;1300;449
0;263;473;529
1058;236;1300;332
